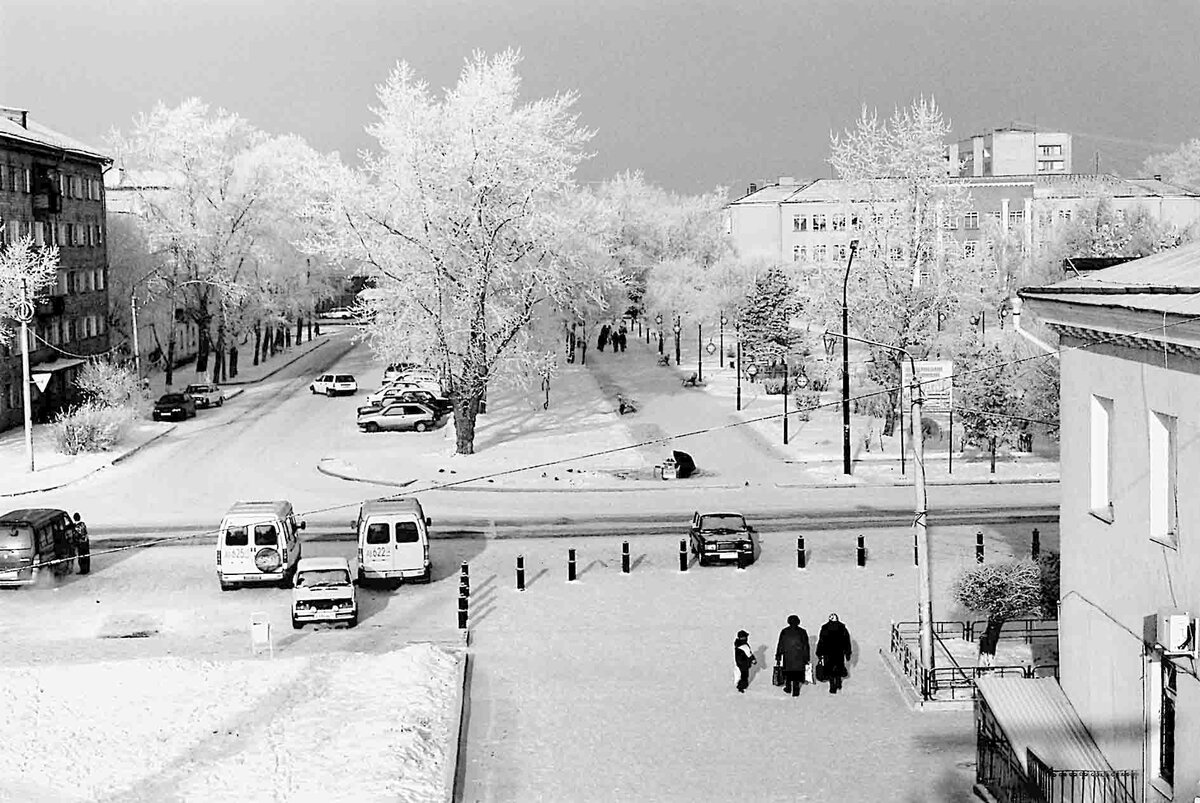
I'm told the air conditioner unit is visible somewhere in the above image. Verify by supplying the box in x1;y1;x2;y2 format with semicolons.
1156;609;1197;657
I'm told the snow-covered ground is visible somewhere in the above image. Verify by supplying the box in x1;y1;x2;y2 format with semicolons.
0;644;463;803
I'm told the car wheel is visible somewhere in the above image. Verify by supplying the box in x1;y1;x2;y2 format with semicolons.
292;616;303;630
310;386;317;394
325;387;333;397
217;398;224;407
219;579;234;591
346;613;358;629
364;422;380;433
415;421;428;433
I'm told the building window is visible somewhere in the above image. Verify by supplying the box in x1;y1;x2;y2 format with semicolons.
834;243;848;261
963;240;978;258
990;211;1002;223
792;245;800;262
1058;209;1073;222
831;213;846;231
96;268;106;291
888;246;903;262
813;243;827;261
22;168;31;193
811;214;827;231
943;215;959;230
1039;144;1063;157
793;215;806;232
33;221;45;246
851;214;862;231
1090;395;1114;519
1009;210;1024;225
871;212;884;227
1149;412;1178;545
56;270;68;296
1150;657;1177;789
0;164;7;191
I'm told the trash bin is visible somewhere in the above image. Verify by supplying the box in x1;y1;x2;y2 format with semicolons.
660;457;677;480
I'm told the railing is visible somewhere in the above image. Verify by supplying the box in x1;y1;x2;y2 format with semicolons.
967;618;1059;644
889;620;1059;701
977;699;1045;803
1027;748;1141;803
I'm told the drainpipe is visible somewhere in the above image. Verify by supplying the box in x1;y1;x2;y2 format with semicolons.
1011;297;1059;359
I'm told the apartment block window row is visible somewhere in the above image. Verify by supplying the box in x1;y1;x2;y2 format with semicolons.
1037;160;1066;172
51;222;104;248
0;164;33;193
55;173;102;201
1039;144;1064;157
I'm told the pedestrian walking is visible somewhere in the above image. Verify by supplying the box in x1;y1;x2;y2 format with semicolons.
598;324;611;352
775;614;810;697
71;512;91;575
734;629;757;693
816;613;852;694
617;324;628;352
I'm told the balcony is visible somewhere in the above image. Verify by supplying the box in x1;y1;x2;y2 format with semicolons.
34;296;65;317
32;190;62;216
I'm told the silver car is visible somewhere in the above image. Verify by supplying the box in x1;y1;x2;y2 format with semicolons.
356;402;441;433
184;383;224;408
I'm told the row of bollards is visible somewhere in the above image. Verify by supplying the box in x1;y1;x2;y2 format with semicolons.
457;562;469;629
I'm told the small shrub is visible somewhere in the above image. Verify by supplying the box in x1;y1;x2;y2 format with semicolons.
801;360;831;392
791;390;822;422
52;402;132;454
762;377;787;395
77;359;149;416
852;382;892;419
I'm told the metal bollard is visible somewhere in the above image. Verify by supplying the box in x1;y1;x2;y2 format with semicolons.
460;561;469;580
797;536;806;570
568;548;577;582
622;541;630;574
913;532;919;566
516;555;526;591
679;539;688;572
1031;528;1041;560
856;534;866;567
460;562;469;593
457;593;468;629
976;531;985;563
459;577;469;598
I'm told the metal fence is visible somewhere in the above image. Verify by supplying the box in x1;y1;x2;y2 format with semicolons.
1027;748;1141;803
966;618;1059;644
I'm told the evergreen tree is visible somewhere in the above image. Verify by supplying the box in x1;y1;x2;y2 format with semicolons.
955;343;1022;473
739;266;798;365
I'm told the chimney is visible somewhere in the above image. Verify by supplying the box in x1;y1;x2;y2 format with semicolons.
748;183;758;194
0;106;28;128
1154;174;1163;181
777;176;796;185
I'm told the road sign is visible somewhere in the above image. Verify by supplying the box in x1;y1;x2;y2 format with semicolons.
902;360;953;414
32;373;52;393
15;300;34;323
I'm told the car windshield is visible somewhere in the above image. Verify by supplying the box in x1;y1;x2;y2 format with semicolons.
295;569;350;588
159;394;185;403
184;385;207;394
701;514;746;532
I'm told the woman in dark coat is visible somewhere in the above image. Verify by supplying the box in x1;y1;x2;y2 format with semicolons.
774;615;810;697
816;613;852;694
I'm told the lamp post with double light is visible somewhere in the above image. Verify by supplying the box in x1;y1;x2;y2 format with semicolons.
655;314;664;356
673;316;681;366
736;340;744;411
825;329;933;685
719;312;727;367
697;322;703;383
841;239;860;476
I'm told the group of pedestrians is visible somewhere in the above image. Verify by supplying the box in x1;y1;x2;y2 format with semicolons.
597;323;627;353
734;614;853;696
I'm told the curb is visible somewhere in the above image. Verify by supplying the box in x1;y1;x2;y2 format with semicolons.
448;650;471;803
315;460;417;489
220;338;329;386
0;424;179;498
877;648;974;713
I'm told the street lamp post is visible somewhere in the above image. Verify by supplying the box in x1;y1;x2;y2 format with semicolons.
841;240;860;476
17;279;35;472
655;314;664;356
825;329;933;684
719;312;727;367
673;316;681;366
782;359;790;445
736;340;743;411
697;322;703;383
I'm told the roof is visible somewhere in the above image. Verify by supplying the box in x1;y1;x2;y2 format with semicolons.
296;556;350;571
975;676;1114;772
728;182;813;205
1020;241;1200;318
0;508;68;526
360;498;423;514
0;115;109;162
223;501;294;519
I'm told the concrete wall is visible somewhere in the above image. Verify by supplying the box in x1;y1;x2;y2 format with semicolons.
990;131;1037;176
728;202;782;262
1058;336;1200;793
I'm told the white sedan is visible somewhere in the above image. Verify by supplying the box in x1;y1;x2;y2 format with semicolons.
310;373;358;396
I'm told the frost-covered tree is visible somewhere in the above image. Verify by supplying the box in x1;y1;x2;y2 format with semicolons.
738;266;799;365
952;559;1042;663
320;50;615;454
1145;138;1200;190
0;235;59;346
955;343;1023;472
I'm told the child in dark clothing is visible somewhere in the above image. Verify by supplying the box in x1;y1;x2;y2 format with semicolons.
734;630;757;693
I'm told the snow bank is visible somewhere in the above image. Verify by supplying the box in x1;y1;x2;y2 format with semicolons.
0;643;463;803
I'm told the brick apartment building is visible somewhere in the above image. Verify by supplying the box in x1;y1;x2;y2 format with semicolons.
0;106;111;433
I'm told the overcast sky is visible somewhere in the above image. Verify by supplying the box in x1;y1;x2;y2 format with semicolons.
4;0;1199;195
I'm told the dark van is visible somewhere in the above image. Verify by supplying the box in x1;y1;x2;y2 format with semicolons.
0;508;87;587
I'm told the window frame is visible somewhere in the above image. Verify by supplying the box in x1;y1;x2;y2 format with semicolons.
1089;395;1114;522
1149;411;1178;547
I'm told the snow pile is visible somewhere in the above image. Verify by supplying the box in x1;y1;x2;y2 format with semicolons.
0;643;463;803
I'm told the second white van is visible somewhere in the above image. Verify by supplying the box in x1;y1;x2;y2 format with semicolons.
354;498;431;584
216;500;305;590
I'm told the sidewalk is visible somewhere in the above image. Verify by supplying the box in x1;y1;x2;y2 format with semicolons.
0;333;331;497
320;331;1059;493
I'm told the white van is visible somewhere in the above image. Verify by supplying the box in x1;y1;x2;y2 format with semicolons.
216;500;305;590
354;498;431;584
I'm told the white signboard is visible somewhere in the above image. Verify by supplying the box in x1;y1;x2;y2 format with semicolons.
902;360;953;414
31;373;52;393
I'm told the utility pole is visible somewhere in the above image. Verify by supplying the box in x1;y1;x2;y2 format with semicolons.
130;294;142;380
18;279;35;472
841;240;859;475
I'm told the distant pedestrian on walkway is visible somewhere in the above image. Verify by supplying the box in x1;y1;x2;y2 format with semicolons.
598;324;611;352
816;613;852;694
616;324;628;352
775;615;810;697
734;629;757;693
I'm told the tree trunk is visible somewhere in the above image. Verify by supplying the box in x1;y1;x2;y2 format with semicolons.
296;317;304;345
451;393;482;455
307;318;313;340
274;326;284;354
212;318;226;383
284;325;292;349
194;295;212;375
165;332;176;388
253;322;261;366
567;322;577;364
990;437;997;474
229;346;239;379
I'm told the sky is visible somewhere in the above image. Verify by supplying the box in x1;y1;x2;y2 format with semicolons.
4;0;1200;196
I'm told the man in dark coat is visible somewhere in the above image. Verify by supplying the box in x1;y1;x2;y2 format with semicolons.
733;629;756;693
775;614;810;697
816;613;852;694
598;324;610;352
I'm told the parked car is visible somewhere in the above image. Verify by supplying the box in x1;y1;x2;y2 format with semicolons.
363;386;451;412
310;373;358;396
354;498;432;584
383;375;444;396
382;362;422;385
357;402;442;433
184;383;225;408
216;500;304;591
152;393;197;421
688;511;757;566
0;508;89;587
322;307;357;320
292;556;358;628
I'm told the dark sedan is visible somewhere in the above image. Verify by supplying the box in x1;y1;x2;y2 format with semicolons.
152;393;197;421
688;511;756;566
